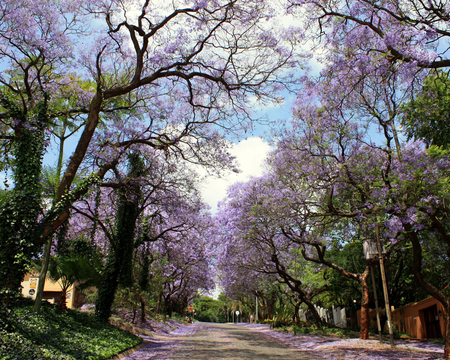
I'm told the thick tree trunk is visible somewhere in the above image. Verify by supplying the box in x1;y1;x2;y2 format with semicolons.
359;268;371;340
260;302;266;321
95;259;120;320
168;301;173;318
444;311;450;360
140;296;146;323
294;301;302;325
34;237;52;313
179;298;187;317
268;301;274;319
156;292;162;315
164;296;173;318
303;297;322;329
58;290;68;312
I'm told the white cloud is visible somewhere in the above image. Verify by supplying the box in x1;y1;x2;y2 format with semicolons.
199;137;272;214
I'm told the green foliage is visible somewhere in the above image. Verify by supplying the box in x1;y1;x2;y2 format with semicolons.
44;172;101;225
48;256;101;290
0;298;142;360
45;254;102;311
193;296;227;323
289;324;356;337
272;303;294;328
401;72;450;148
0;94;48;305
0;189;11;206
321;239;366;308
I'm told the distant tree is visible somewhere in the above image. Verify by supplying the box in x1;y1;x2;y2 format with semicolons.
193;296;227;323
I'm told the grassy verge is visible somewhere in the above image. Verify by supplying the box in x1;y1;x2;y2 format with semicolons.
281;324;359;337
273;323;405;340
0;298;142;360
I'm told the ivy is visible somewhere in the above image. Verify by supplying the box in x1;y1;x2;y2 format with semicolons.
43;172;101;224
0;93;48;307
95;153;145;321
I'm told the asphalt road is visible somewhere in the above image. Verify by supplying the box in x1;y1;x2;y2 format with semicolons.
168;322;311;359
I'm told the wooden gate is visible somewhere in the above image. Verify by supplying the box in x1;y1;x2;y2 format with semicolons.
421;304;442;339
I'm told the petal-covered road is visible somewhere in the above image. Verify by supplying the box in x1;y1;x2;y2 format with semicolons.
121;322;445;360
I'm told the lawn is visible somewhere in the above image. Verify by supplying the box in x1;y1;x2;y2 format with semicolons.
0;298;142;360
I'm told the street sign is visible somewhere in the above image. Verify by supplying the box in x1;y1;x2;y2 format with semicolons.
189;305;193;312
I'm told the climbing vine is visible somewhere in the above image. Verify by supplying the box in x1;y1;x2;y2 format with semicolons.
95;152;145;321
0;93;48;306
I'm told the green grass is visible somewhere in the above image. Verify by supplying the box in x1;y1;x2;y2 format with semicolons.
0;298;142;360
271;322;360;338
431;338;445;345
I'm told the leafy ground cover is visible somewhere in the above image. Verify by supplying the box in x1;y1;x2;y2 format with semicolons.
0;299;142;360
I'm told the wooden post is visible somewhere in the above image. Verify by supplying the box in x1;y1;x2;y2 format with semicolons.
371;265;383;343
376;224;395;347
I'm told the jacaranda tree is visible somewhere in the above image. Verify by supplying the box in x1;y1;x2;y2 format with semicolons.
0;0;299;305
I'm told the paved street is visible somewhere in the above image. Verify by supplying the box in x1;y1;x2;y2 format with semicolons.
123;322;311;359
122;322;444;360
170;322;311;359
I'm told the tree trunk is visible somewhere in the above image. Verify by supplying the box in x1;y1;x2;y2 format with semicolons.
58;290;68;312
260;302;266;321
303;297;322;329
95;258;120;321
294;301;302;325
179;297;187;318
444;310;450;360
34;237;52;313
140;296;146;323
268;301;274;320
359;268;371;340
167;300;173;318
156;292;161;315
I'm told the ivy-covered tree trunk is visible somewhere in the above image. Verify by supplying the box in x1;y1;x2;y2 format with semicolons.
138;248;150;322
95;153;144;321
0;95;47;306
95;257;121;321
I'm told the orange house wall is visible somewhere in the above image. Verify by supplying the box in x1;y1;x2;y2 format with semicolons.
21;272;82;309
357;297;446;339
